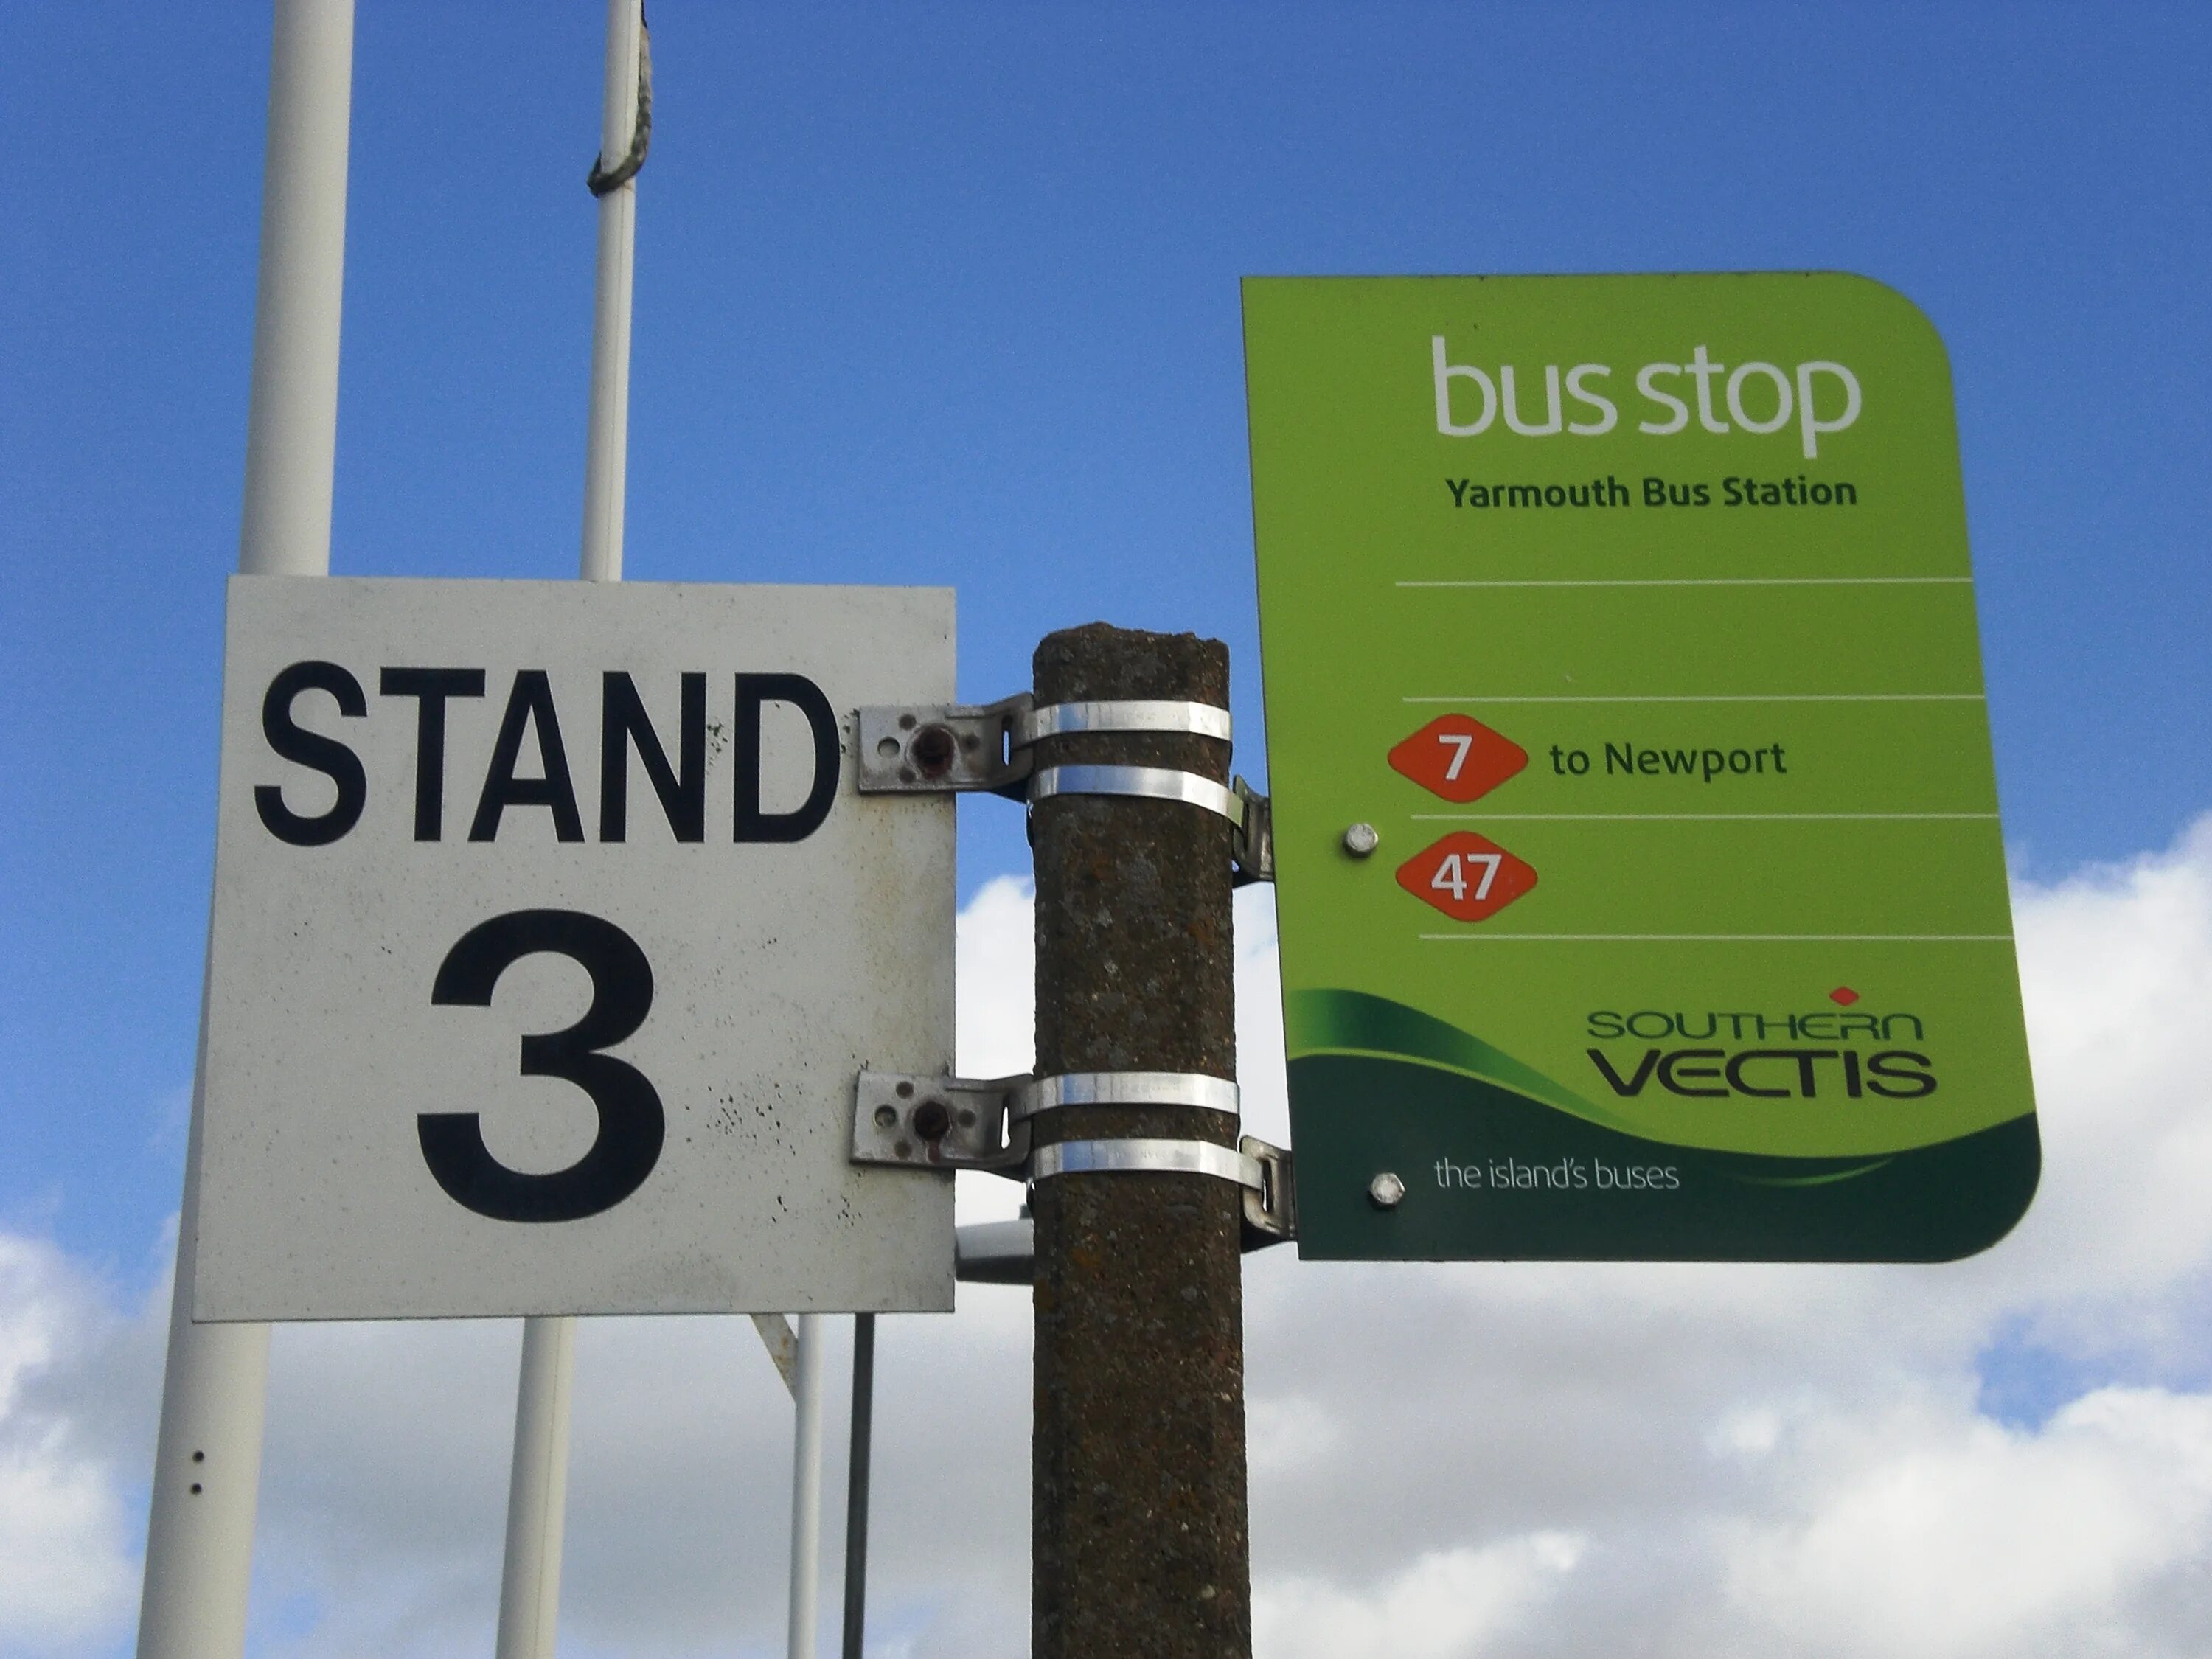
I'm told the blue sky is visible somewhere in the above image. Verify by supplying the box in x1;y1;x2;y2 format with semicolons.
3;7;2211;1657
10;1;2211;1265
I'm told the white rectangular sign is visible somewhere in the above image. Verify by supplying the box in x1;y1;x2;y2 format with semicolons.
193;577;955;1321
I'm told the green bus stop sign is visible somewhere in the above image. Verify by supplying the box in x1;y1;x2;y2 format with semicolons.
1243;273;2038;1262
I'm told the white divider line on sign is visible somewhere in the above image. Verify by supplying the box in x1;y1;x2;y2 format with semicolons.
1419;932;2016;943
1404;692;1988;703
1396;576;1974;587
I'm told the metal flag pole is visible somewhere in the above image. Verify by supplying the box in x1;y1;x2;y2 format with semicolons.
493;3;644;1656
787;1313;828;1659
136;4;355;1655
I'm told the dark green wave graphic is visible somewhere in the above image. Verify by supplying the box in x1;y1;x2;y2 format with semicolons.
1287;987;1641;1133
1287;1051;2039;1263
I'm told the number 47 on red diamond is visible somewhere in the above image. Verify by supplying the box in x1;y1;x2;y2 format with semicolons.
1397;832;1539;924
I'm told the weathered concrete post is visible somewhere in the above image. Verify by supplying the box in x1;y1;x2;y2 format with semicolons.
1029;622;1250;1659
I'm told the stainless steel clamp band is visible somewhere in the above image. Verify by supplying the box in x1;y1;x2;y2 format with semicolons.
1029;764;1242;823
1029;1137;1262;1189
1027;764;1274;884
1016;1071;1239;1120
1015;698;1232;745
1029;1133;1298;1245
850;1073;1298;1244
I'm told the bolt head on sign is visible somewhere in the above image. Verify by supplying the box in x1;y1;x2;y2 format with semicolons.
1397;832;1538;923
191;577;956;1323
1388;714;1529;803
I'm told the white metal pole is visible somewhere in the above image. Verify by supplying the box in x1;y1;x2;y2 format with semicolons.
236;0;355;579
495;1317;578;1659
137;4;354;1655
787;1314;828;1659
494;4;642;1655
580;0;642;583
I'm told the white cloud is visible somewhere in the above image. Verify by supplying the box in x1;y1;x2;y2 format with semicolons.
0;1235;140;1655
1725;1387;2212;1658
953;874;1036;1228
1254;1532;1583;1659
1996;816;2212;1335
8;816;2212;1659
954;874;1037;1084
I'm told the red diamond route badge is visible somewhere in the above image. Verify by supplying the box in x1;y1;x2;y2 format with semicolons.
1397;832;1539;924
1387;714;1528;804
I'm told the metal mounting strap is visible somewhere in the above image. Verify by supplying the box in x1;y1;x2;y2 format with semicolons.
851;1071;1032;1178
857;693;1230;799
1029;764;1240;823
1232;776;1274;886
1030;1137;1262;1188
1031;1134;1298;1247
851;1075;1298;1242
857;695;1032;799
1015;699;1232;745
1016;1071;1239;1119
1029;765;1276;886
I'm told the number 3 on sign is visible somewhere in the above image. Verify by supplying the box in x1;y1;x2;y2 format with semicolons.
1429;849;1500;902
419;909;666;1224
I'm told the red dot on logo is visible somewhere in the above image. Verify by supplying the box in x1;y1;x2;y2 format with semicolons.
1829;987;1860;1006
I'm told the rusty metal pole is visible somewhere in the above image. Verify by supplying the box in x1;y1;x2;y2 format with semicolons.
1030;623;1250;1659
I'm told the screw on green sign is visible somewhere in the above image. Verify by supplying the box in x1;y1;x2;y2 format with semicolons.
1242;273;2038;1262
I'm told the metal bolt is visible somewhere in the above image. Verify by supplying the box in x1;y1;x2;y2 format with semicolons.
1367;1171;1407;1209
911;1099;952;1141
1343;822;1380;858
910;724;958;779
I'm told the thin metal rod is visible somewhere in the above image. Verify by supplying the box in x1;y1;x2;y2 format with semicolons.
495;1318;578;1659
493;5;642;1656
788;1313;827;1659
137;4;353;1654
580;0;642;581
841;1314;877;1659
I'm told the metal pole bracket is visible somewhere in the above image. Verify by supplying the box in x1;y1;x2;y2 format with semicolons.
852;1072;1295;1246
850;1071;1032;1178
1239;1135;1296;1248
1231;776;1274;886
857;695;1234;804
856;695;1034;799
